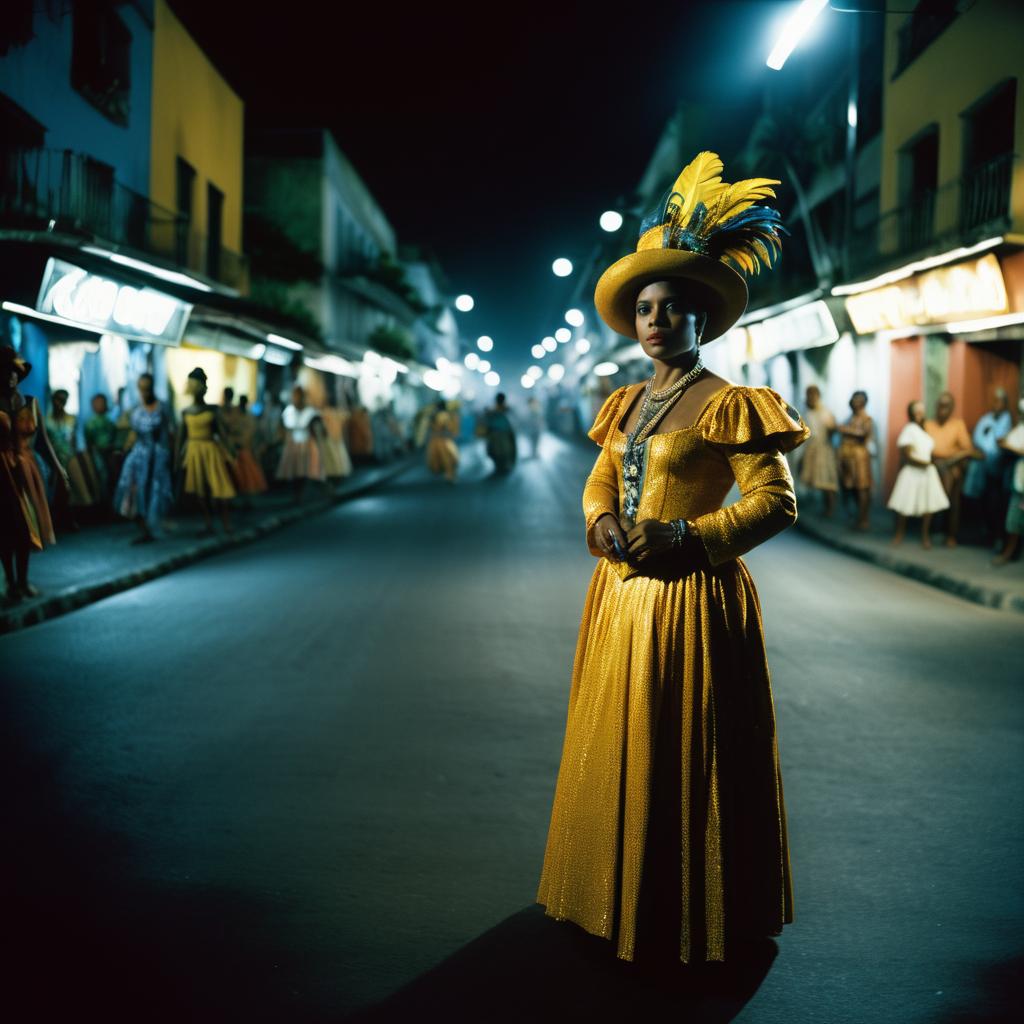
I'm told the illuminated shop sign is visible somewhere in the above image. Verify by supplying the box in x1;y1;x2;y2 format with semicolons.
36;258;191;344
844;254;1008;335
747;300;839;361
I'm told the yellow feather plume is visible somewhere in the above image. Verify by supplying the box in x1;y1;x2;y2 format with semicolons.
667;151;728;224
704;177;780;230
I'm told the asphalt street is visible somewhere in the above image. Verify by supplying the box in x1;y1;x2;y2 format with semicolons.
2;434;1022;1023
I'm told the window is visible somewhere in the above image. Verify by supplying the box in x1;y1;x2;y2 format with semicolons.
175;157;195;266
895;0;958;77
70;0;132;126
961;80;1016;231
206;183;224;280
899;126;939;251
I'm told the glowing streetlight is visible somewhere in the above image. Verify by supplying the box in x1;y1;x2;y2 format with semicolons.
554;327;571;344
542;336;558;352
542;335;556;348
565;308;584;327
477;335;494;352
766;0;829;71
547;364;565;382
594;361;620;377
484;370;500;387
600;210;623;232
527;365;543;380
521;374;535;389
531;343;545;359
552;257;573;277
455;293;475;312
477;359;491;373
464;352;480;369
575;338;591;354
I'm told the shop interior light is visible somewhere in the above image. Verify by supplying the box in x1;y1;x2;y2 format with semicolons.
465;352;481;369
455;294;475;312
765;0;829;71
305;353;358;377
531;343;546;359
575;338;591;354
831;237;1004;297
554;328;571;344
520;374;535;389
484;370;500;386
543;336;559;352
547;364;565;382
942;311;1024;333
477;335;494;352
81;245;214;293
266;332;303;350
1;300;106;336
565;308;584;327
594;361;620;377
600;211;623;232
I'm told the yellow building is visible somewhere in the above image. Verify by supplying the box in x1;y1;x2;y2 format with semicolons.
879;0;1024;253
149;0;245;292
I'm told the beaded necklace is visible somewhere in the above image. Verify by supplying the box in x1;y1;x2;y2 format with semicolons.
620;357;704;528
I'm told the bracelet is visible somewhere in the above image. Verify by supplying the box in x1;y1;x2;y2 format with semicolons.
670;518;688;547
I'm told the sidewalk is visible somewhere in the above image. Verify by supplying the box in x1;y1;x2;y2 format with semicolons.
1;457;417;636
795;501;1024;616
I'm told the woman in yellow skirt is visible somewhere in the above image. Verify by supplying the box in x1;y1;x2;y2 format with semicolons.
176;367;236;536
537;152;807;965
425;400;459;482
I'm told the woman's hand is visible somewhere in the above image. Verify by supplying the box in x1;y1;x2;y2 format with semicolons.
595;513;628;561
626;518;676;562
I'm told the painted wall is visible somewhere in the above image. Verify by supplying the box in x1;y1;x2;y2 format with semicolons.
0;1;153;196
150;0;243;254
881;0;1024;233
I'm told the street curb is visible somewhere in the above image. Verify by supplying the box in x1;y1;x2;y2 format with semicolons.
0;458;417;637
794;517;1024;616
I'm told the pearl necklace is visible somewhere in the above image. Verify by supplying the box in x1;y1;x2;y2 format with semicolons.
649;355;705;401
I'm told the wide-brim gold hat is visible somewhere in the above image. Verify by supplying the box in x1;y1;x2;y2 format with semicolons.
594;249;747;343
594;151;784;344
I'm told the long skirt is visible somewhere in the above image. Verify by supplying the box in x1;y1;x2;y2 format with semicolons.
276;439;325;482
537;553;793;963
183;440;236;500
426;436;458;477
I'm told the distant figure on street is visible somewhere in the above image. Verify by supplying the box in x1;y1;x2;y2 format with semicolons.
113;372;175;544
798;384;838;516
231;395;269;498
887;400;949;548
177;367;236;536
837;390;874;531
46;388;99;523
483;392;517;474
964;386;1012;546
425;399;459;482
84;392;119;508
925;391;977;547
993;398;1024;566
277;385;326;502
525;395;545;458
0;345;65;603
348;404;374;463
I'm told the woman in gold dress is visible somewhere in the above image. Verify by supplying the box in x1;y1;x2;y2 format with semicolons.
425;400;459;482
176;368;236;536
537;153;807;965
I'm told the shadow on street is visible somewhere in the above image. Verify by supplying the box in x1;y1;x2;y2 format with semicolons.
347;905;777;1023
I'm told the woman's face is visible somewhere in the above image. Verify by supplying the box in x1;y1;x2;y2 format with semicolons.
850;393;866;413
292;387;305;409
137;378;154;402
805;386;820;409
634;281;704;362
910;401;925;424
53;392;67;413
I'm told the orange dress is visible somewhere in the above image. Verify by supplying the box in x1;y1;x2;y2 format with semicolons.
537;383;807;963
1;398;55;549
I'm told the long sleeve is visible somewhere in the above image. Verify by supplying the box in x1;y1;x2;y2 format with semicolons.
691;448;798;566
583;443;619;557
691;385;808;567
580;386;629;558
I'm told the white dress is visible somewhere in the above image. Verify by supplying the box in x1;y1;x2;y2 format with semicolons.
887;422;950;516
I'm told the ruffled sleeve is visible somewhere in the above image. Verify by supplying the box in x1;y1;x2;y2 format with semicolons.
587;386;629;446
702;386;809;454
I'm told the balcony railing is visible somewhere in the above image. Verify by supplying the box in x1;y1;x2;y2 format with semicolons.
846;153;1016;278
0;147;248;290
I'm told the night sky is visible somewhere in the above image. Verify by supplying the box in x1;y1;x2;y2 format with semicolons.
172;1;824;379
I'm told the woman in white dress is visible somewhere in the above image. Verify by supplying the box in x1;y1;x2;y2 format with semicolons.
888;400;949;548
276;385;326;502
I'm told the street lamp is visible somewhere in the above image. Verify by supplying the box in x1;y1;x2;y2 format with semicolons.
765;0;829;70
575;338;591;354
552;257;573;277
527;365;543;380
484;370;500;386
542;336;558;352
455;293;474;312
478;359;491;373
548;364;565;382
531;343;545;359
565;308;584;327
464;352;480;369
594;361;619;377
521;374;535;389
477;335;494;352
600;210;623;232
554;327;571;344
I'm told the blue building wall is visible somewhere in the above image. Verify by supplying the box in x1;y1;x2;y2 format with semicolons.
0;1;154;197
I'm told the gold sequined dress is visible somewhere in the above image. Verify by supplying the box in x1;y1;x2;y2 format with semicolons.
537;382;808;963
